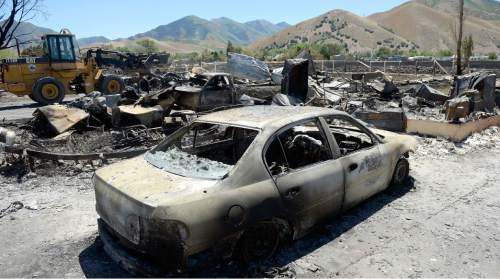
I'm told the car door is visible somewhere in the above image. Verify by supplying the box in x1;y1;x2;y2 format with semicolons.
323;115;390;211
264;118;345;235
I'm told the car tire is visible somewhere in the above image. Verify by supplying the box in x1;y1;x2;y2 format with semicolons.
238;221;280;265
100;75;125;95
32;77;66;105
391;158;409;187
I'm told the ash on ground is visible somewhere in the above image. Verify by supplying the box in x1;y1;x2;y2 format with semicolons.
413;126;500;159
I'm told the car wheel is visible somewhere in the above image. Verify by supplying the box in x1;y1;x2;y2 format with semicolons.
239;221;280;265
391;158;409;186
100;75;125;95
32;77;66;105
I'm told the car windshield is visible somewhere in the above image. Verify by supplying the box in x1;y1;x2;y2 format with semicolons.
145;122;259;179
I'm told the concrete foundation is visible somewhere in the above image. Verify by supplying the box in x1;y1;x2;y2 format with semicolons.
406;115;500;142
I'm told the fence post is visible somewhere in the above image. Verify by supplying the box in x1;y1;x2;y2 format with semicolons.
332;60;335;72
384;61;387;73
369;61;372;72
415;61;418;77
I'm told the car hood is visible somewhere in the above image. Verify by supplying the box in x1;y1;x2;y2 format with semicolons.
371;128;418;151
94;155;218;207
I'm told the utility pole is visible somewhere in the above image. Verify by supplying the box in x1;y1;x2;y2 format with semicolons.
456;0;464;75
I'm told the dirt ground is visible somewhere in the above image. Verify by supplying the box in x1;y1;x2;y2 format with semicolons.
1;121;499;277
0;92;79;121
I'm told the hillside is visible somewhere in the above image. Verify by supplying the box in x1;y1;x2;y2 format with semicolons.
415;0;500;21
249;9;415;54
368;1;500;53
1;21;56;47
77;36;110;46
128;16;288;47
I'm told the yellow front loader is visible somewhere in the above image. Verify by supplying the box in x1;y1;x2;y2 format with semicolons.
0;31;125;105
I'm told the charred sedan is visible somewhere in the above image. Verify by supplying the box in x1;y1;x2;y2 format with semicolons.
94;106;416;275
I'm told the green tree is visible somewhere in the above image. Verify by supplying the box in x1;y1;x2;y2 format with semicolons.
462;35;474;68
116;46;131;53
487;52;498;60
376;47;392;58
437;49;453;57
136;39;159;53
226;40;243;55
319;43;344;59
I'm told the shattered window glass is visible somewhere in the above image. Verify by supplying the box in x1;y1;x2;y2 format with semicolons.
146;122;258;179
324;117;374;156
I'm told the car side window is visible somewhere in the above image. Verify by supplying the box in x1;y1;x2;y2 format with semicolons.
265;137;289;176
324;116;375;156
265;119;332;175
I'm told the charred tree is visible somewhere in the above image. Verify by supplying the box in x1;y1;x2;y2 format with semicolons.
0;0;43;50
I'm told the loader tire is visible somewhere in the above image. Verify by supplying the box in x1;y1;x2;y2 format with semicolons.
32;77;66;105
100;75;125;95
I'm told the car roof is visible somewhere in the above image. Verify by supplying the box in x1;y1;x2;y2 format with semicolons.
196;105;348;130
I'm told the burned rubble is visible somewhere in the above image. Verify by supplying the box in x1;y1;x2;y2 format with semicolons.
1;50;499;173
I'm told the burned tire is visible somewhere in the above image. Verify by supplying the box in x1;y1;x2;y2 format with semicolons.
238;221;280;265
100;75;125;95
391;158;410;187
32;77;66;105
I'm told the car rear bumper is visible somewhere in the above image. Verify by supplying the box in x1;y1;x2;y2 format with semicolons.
98;218;180;277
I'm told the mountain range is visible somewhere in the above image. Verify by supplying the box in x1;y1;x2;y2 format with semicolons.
251;0;500;54
77;16;290;52
9;0;500;54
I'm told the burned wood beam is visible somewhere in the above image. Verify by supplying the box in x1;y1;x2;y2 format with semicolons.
4;146;149;161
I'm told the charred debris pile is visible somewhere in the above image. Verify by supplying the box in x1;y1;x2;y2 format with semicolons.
1;51;500;170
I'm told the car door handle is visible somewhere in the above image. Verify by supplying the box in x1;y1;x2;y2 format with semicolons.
349;163;359;172
285;187;301;198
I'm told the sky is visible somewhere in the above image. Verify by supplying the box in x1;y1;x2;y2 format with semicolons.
32;0;411;39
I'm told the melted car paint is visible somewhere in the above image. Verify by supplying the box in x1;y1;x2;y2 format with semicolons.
145;146;233;180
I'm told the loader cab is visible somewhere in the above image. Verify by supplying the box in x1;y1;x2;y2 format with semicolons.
42;34;81;69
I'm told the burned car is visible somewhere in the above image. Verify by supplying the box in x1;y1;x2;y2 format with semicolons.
174;73;236;111
94;106;416;275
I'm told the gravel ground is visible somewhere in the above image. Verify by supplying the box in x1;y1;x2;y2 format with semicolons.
0;126;499;277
